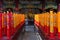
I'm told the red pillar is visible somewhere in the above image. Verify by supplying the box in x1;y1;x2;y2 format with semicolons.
3;12;7;36
0;12;2;39
49;10;55;40
7;11;11;39
9;12;14;35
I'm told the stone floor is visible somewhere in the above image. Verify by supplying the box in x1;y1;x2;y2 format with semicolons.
17;19;42;40
17;31;42;40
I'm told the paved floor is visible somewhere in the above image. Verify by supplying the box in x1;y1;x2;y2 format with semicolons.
18;32;42;40
17;19;42;40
